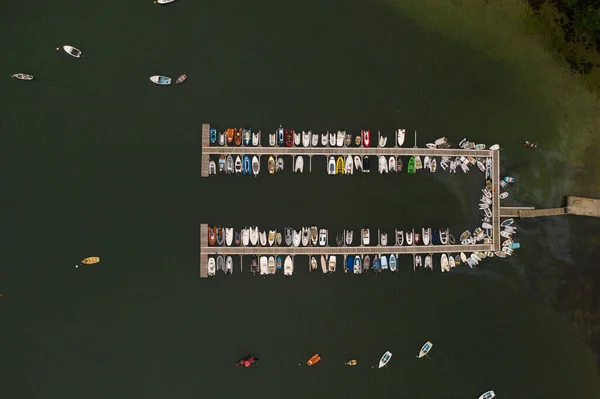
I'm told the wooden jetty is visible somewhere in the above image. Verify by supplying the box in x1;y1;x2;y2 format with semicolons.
199;224;493;277
499;196;600;218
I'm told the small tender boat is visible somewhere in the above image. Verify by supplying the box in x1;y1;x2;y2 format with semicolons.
361;228;370;246
503;176;515;183
354;156;363;172
235;356;258;368
61;45;83;58
295;156;304;173
345;359;357;366
389;156;396;172
268;156;276;174
378;351;392;368
336;156;345;174
362;130;370;147
345;155;354;175
307;354;321;366
417;341;433;358
276;157;284;172
381;255;388;270
302;131;311;147
293;230;301;247
524;140;538;148
225;256;233;274
397;129;405;146
176;74;187;84
149;75;171;85
321;255;327;273
268;230;276;246
284;227;293;246
380;232;387;246
243;155;251;175
252;131;260;146
440;254;449;272
328;156;336;175
336;131;345;147
345;229;353;245
415;156;422;170
478;390;495;399
312;132;319;147
294;130;301;146
252;156;260;176
11;73;34;81
284;256;294;276
321;132;329;146
390;254;397;271
207;258;216;276
500;192;509;199
397;156;403;172
407;157;416;174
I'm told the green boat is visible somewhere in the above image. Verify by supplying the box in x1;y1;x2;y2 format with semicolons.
407;156;416;174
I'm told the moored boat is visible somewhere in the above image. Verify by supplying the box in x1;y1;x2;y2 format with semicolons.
328;156;336;175
235;356;258;367
268;156;276;174
61;45;83;58
176;74;187;84
235;156;242;174
378;156;388;174
294;156;304;173
321;255;327;273
407;157;416;174
345;155;354;175
234;128;242;146
11;73;34;80
336;131;345;147
390;254;397;271
225;256;233;274
149;75;171;85
284;227;293;246
207;257;216;276
336;156;345;174
252;156;260;176
389;156;396;172
362;130;370;147
209;160;216;176
354;156;362;172
310;226;318;246
345;229;353;245
397;156;403;172
396;129;405;146
417;341;433;358
284;256;294;276
378;351;392;368
329;255;336;272
307;354;321;366
312;131;319;146
361;228;370;245
277;126;285;146
478;390;495;399
415;156;422;170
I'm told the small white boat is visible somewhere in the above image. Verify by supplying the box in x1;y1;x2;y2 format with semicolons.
501;218;514;227
234;156;242;174
284;256;294;276
477;160;486;172
259;256;268;275
259;231;267;247
321;255;327;273
415;156;422;170
478;390;495;399
268;256;276;274
378;135;387;147
293;230;301;247
252;156;260;176
389;254;397;271
460;252;468;264
434;137;447;146
156;0;176;3
295;156;304;173
329;132;336;146
490;144;500;150
345;155;354;175
61;45;83;58
328;156;336;175
336;131;345;147
225;227;234;246
276;157;284;172
208;160;216;176
269;133;276;146
500;192;509;199
225;256;233;274
321;132;328;146
302;131;311;147
381;255;388;270
430;159;437;172
294;131;301;146
361;229;370;246
252;132;260;146
482;222;493;230
395;229;404;246
422;228;430;246
250;227;259;246
311;132;319;146
319;229;328;246
424;255;432;270
448;255;455;269
345;229;353;245
417;341;433;358
207;257;216;276
388;156;396;172
328;255;336;272
301;227;310;246
268;230;276;246
378;351;392;368
241;228;249;246
440;254;449;272
460;163;470;173
354;256;362;274
354;156;363;172
150;75;171;85
397;129;405;146
426;143;436;149
378;156;388;174
380;232;387;246
11;73;34;81
424;156;430;169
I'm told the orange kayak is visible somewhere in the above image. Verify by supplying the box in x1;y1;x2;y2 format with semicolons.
81;257;100;264
307;354;321;366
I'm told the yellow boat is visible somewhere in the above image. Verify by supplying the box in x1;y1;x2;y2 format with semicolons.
77;257;100;268
336;156;345;175
345;359;357;366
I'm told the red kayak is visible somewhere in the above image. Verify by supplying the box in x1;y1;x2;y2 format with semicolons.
362;130;370;147
285;129;293;147
236;356;259;368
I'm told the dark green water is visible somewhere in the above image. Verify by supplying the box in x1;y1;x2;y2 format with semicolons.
2;0;599;397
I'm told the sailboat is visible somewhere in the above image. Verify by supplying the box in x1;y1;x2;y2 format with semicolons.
378;351;392;368
417;341;433;358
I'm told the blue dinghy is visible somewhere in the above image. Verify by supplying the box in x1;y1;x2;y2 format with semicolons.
210;128;217;144
346;256;354;272
243;155;251;175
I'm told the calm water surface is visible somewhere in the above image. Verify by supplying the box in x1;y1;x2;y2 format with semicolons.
1;0;599;398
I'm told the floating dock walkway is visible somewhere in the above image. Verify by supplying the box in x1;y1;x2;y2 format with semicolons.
499;196;600;218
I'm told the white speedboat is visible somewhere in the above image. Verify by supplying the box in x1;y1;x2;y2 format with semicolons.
311;131;319;146
301;227;310;246
268;256;276;274
269;133;276;146
268;230;276;246
319;229;328;246
11;73;34;80
460;163;470;173
354;156;362;172
150;75;171;85
426;143;436;149
259;256;268;275
328;156;336;175
396;129;405;146
500;192;509;199
284;256;294;276
415;156;422;169
389;254;397;271
395;229;404;246
295;156;304;173
424;255;432;270
406;229;413;246
478;390;495;399
252;156;260;176
156;0;176;3
234;156;242;174
378;156;388;174
336;131;345;147
241;228;249;246
302;131;311;147
207;257;216;276
252;131;260;146
378;134;387;147
61;45;83;58
417;341;433;358
424;156;430;169
225;227;234;246
329;132;336;146
490;144;500;150
292;230;301;247
441;254;449;272
250;227;259;246
477;160;485;172
354;256;362;274
328;255;336;272
482;222;493;230
422;228;430;246
294;130;301;146
434;137;447;146
208;160;216;176
361;228;370;245
381;255;388;270
345;229;353;245
430;159;437;172
414;255;421;270
321;132;328;146
345;156;354;175
448;255;455;268
378;351;392;368
501;218;514;227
